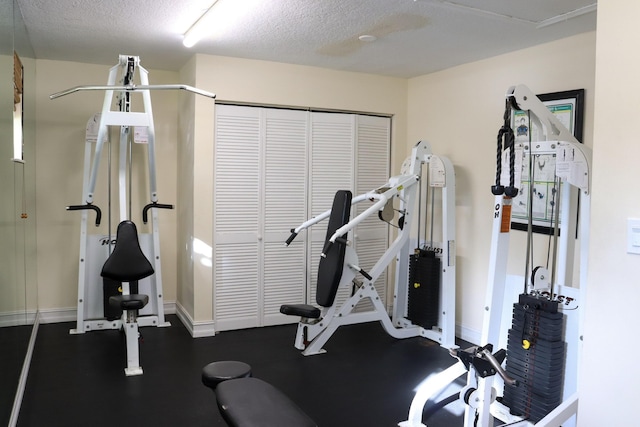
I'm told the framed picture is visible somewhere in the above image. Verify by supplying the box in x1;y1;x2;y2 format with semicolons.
510;89;585;234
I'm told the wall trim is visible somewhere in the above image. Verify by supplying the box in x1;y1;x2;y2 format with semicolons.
0;309;38;327
456;324;480;346
175;301;216;338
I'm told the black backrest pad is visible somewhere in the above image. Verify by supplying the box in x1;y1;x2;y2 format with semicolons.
316;190;352;307
101;220;154;282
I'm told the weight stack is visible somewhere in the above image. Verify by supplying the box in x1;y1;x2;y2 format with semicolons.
502;294;565;423
407;249;441;329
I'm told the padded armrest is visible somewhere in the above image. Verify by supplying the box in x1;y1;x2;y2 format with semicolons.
216;377;317;427
280;304;321;319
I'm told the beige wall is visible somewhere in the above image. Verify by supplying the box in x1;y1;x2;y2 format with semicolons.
579;1;640;424
407;32;596;340
34;59;180;314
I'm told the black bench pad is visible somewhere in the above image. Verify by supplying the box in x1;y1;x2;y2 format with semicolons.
109;294;149;311
202;361;252;390
216;377;317;427
279;304;321;319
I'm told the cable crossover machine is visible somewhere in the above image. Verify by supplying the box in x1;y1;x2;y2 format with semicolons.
51;55;215;375
280;140;457;355
400;85;591;427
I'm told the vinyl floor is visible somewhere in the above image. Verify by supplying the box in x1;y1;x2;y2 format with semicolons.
18;316;471;427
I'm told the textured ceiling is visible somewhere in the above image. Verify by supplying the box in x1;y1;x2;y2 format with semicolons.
16;0;597;78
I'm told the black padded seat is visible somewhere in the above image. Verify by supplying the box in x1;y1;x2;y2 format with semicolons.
202;361;252;390
101;220;154;282
109;294;149;311
216;377;317;427
279;304;321;319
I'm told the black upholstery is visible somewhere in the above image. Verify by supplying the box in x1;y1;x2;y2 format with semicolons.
109;294;149;311
201;361;252;390
216;377;317;427
315;190;352;307
279;304;321;319
101;220;154;282
279;190;352;319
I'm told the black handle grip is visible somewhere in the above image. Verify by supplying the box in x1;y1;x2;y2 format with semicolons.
66;204;102;226
142;203;174;224
359;268;373;281
321;241;333;258
285;230;298;246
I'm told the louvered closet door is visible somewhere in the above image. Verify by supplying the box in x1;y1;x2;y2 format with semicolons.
214;105;261;330
308;112;355;306
353;115;391;311
262;108;308;326
214;105;308;331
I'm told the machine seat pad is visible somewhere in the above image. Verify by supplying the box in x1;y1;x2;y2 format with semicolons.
201;361;252;390
101;220;154;282
279;304;321;319
216;377;317;427
109;294;149;311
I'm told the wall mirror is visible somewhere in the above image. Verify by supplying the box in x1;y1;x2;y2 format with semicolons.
0;0;38;424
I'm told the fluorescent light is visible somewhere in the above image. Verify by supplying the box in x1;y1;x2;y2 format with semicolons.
536;3;597;29
183;0;221;48
182;0;260;48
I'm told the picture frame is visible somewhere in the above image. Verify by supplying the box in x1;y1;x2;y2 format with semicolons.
510;89;585;234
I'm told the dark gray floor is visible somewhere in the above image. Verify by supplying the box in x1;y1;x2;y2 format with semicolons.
18;316;470;426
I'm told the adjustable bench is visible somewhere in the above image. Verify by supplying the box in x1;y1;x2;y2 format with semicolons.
202;361;317;427
101;220;154;376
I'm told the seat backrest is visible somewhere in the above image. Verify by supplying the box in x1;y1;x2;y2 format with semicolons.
315;190;352;307
101;220;154;282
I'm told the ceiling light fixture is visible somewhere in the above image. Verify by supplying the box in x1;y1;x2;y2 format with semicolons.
183;0;222;48
358;34;377;42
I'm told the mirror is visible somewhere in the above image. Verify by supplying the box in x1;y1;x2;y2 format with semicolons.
0;0;38;424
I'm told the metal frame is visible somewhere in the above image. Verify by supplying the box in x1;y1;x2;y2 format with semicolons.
51;55;215;375
400;85;591;427
288;140;456;355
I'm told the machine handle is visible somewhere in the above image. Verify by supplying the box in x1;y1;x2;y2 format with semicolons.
142;203;174;224
66;204;102;226
285;230;298;246
480;348;518;386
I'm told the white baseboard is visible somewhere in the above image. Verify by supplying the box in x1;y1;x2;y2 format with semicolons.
175;301;216;338
456;324;481;345
0;309;38;327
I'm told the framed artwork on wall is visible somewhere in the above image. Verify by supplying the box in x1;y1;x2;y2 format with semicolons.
510;89;585;234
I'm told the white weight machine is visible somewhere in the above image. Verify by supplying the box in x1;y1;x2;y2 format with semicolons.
400;85;591;427
51;55;215;375
280;140;457;355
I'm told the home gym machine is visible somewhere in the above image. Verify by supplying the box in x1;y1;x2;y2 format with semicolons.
50;55;215;375
399;84;590;427
280;140;457;356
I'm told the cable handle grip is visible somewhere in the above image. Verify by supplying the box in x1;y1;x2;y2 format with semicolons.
66;204;102;226
142;202;174;224
285;230;298;246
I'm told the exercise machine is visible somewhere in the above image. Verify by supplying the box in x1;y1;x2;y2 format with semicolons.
280;140;456;355
51;55;215;375
400;84;591;427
